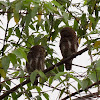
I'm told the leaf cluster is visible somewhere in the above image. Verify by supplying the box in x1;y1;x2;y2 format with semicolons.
0;0;100;100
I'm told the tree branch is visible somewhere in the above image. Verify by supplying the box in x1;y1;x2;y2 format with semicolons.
44;47;88;73
0;47;88;99
72;64;87;69
0;19;9;95
61;80;100;100
1;20;9;56
0;79;30;99
72;91;99;100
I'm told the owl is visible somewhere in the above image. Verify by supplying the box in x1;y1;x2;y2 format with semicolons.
59;27;78;70
26;45;45;85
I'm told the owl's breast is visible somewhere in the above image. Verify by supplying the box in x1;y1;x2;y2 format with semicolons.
60;39;72;58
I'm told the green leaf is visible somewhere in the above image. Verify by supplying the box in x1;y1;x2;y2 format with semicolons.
0;59;6;78
5;84;10;90
32;0;40;3
92;18;98;30
41;36;47;47
12;71;19;77
15;27;21;38
6;78;11;85
36;86;42;95
78;82;81;90
63;12;69;24
44;2;56;13
45;21;49;33
36;23;40;31
17;58;21;65
8;98;11;100
52;1;61;7
59;88;65;99
51;31;58;42
73;19;78;30
7;28;13;39
54;19;61;30
96;59;100;70
27;82;32;89
27;91;32;97
79;78;92;92
54;72;67;80
43;93;49;100
19;70;24;77
0;1;8;6
77;28;86;37
89;15;95;23
13;49;21;58
12;92;17;100
12;47;27;60
37;70;47;80
89;71;100;82
25;13;32;28
8;53;17;66
16;92;22;98
0;26;5;31
7;7;13;22
38;9;42;22
58;64;64;72
31;6;39;17
1;56;10;72
29;24;35;30
81;78;89;90
49;76;53;86
81;13;87;28
14;9;19;24
15;1;22;12
34;34;42;45
36;96;42;100
95;8;98;18
94;41;100;48
30;71;38;84
84;0;87;5
26;35;34;47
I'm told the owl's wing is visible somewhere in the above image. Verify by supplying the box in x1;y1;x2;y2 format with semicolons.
26;50;35;73
71;38;78;53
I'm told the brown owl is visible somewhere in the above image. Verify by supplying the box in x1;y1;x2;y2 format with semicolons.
26;45;45;85
59;27;78;70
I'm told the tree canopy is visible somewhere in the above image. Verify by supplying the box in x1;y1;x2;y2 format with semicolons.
0;0;100;100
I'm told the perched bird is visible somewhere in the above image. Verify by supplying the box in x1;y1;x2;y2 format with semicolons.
59;27;78;70
26;45;45;85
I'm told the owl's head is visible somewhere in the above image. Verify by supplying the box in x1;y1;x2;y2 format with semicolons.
60;27;76;38
29;45;45;55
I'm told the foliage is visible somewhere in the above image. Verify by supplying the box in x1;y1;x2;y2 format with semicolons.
0;0;100;100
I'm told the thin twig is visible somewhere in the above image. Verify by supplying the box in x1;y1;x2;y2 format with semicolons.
1;20;9;55
72;91;100;100
72;64;87;68
61;80;100;100
0;20;9;95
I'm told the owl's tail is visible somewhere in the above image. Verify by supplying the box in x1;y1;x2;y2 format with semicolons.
65;60;72;70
